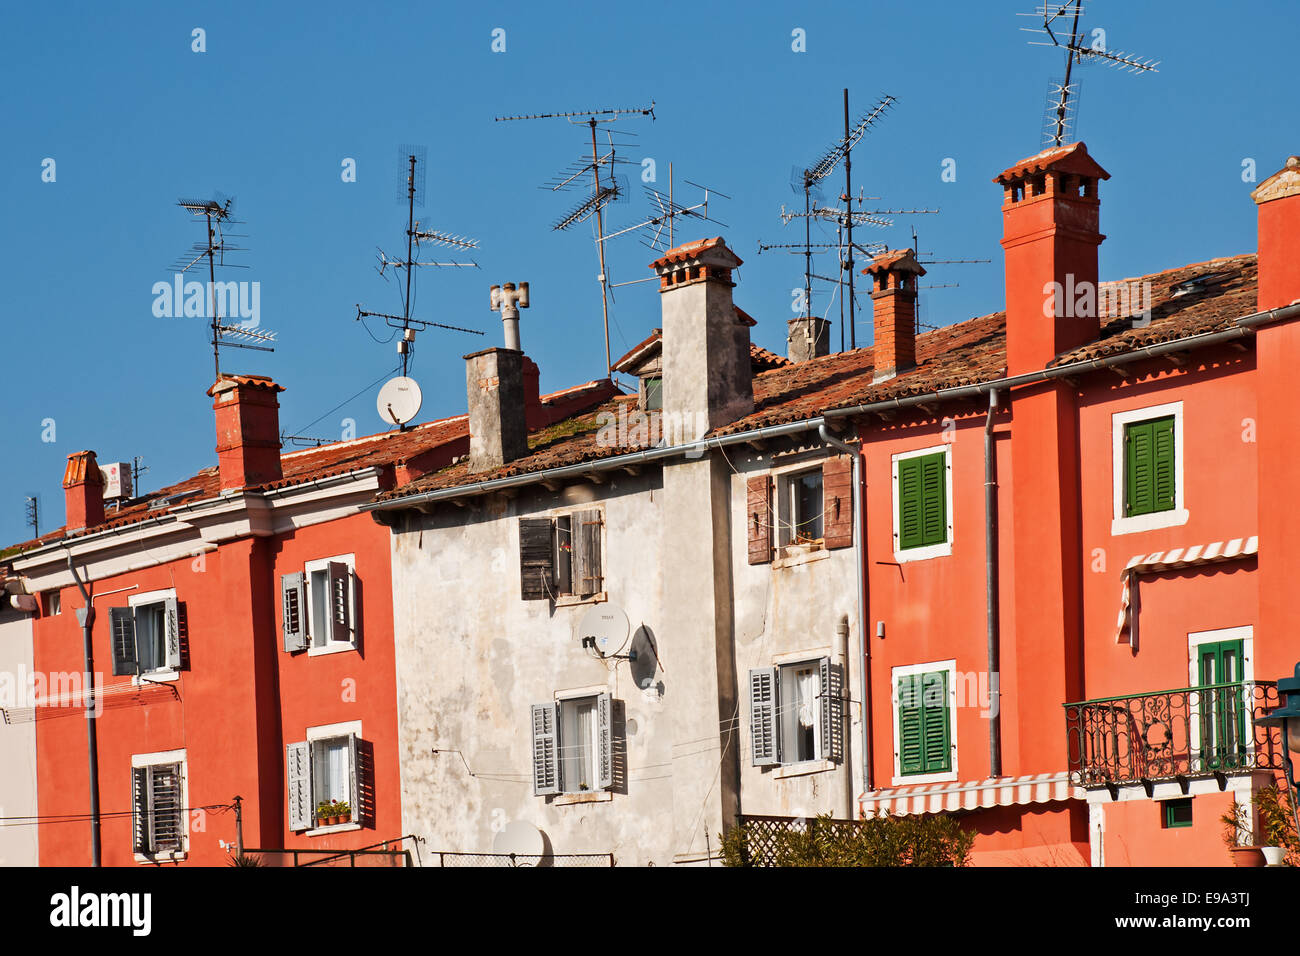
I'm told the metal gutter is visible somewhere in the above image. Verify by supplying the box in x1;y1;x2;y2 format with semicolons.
983;389;1003;779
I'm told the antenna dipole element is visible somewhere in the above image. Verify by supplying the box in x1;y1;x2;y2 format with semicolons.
490;282;530;351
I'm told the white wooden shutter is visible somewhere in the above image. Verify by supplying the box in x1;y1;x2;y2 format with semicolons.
348;734;360;821
819;657;845;764
531;703;560;795
281;572;307;652
131;766;152;853
150;763;184;852
328;561;351;644
163;596;181;670
110;606;138;676
286;741;312;831
750;667;780;766
596;693;613;790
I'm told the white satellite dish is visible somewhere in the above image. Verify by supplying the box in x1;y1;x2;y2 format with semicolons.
579;603;630;657
493;820;546;864
377;376;423;426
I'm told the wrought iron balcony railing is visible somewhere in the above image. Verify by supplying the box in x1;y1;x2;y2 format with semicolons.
1064;681;1283;789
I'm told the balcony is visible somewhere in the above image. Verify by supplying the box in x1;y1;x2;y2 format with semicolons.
1064;681;1284;792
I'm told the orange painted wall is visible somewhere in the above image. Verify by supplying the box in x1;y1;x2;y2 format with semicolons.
1100;792;1237;867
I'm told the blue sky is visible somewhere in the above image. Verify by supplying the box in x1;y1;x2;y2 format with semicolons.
0;1;1293;544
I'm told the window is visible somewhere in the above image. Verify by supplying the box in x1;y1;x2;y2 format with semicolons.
110;591;180;677
778;469;824;547
287;723;371;832
131;751;186;860
892;446;952;561
1112;402;1187;535
1189;626;1253;772
280;555;358;654
749;658;844;768
518;510;604;602
1163;798;1193;829
42;590;61;616
531;693;613;795
643;376;663;411
892;662;957;783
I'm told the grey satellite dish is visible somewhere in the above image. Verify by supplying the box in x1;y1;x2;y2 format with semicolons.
579;604;629;657
493;820;546;865
629;625;659;690
377;376;423;426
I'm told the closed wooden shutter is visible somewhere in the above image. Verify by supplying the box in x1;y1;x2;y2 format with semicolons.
573;510;603;596
898;452;947;550
596;693;613;790
1126;416;1176;516
286;741;312;831
131;766;151;853
531;703;560;795
110;606;138;676
921;671;951;772
746;475;772;565
150;763;184;852
281;572;307;652
163;596;181;670
329;561;352;643
749;667;780;766
899;671;951;775
822;456;854;549
519;518;556;600
819;657;845;764
898;674;924;774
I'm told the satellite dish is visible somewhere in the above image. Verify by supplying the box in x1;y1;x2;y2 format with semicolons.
579;604;629;657
629;625;659;690
493;820;546;865
377;376;423;426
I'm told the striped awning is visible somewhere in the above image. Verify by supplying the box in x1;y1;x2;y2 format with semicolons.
1115;535;1258;647
859;772;1075;817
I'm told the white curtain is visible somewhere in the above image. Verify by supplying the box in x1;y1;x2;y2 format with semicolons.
561;699;595;791
796;669;818;729
313;738;348;804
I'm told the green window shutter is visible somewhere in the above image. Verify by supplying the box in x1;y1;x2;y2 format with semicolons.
921;671;951;773
1125;416;1175;517
898;453;947;551
898;674;924;774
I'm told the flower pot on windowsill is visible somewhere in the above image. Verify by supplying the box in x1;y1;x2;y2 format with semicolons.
1229;846;1266;867
1261;846;1287;866
337;811;351;825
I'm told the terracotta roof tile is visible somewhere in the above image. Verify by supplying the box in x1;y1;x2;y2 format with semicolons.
993;141;1110;184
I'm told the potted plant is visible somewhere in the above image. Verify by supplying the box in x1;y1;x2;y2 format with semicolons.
316;800;333;827
1220;800;1266;867
1252;785;1296;866
334;800;351;825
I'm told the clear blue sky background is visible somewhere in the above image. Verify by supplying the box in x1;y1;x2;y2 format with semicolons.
0;1;1293;545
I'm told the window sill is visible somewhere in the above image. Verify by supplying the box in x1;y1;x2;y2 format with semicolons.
1111;508;1189;537
554;790;613;806
133;669;179;686
307;641;358;657
305;822;361;837
891;769;957;787
135;850;187;864
892;540;953;564
772;546;829;569
554;591;607;608
774;758;834;779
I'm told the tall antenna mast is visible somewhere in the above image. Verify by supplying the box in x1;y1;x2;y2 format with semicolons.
1019;2;1159;147
496;102;656;376
24;496;38;539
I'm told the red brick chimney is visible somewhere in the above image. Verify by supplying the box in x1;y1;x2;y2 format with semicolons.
63;450;105;532
208;374;285;491
1253;155;1300;310
864;249;926;382
994;142;1110;376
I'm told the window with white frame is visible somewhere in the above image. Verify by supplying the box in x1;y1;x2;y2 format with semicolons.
1111;401;1188;535
749;658;844;767
286;723;370;832
131;750;186;860
891;661;958;784
518;510;605;602
777;469;824;547
111;590;180;677
531;693;613;795
891;445;953;562
280;554;358;653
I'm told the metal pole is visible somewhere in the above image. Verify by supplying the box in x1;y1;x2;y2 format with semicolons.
804;177;813;342
844;88;856;350
65;553;101;866
208;209;219;381
590;119;613;377
234;795;244;857
402;154;416;379
984;389;1003;778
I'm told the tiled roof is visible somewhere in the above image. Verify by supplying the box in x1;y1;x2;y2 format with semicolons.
612;324;793;376
993;141;1110;184
377;252;1259;501
0;380;616;558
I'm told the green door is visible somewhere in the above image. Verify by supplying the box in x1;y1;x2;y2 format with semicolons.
1197;639;1246;770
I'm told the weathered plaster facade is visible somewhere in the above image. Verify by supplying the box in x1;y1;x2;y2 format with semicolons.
0;609;38;865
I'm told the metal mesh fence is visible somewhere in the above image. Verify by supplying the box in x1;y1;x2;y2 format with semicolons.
433;851;614;868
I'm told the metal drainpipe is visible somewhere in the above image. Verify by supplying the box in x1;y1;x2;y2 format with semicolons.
818;424;871;804
64;551;101;867
984;389;1003;779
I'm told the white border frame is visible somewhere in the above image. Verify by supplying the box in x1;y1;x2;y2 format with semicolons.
891;444;954;563
891;659;958;786
304;553;358;656
128;587;179;682
1187;626;1254;760
131;747;188;863
544;505;608;605
552;686;607;795
1111;401;1188;536
304;719;363;835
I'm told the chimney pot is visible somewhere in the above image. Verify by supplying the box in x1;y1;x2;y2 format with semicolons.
63;450;105;532
1252;154;1300;310
465;347;528;473
864;249;926;382
207;374;285;491
786;316;831;362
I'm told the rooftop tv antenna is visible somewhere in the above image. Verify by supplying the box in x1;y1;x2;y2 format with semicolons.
354;147;484;427
171;195;277;380
495;102;656;376
1019;2;1159;147
24;496;38;539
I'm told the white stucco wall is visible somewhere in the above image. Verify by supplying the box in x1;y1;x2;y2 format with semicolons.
0;609;39;865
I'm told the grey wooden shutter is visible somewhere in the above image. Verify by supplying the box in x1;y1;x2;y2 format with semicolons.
348;734;360;821
596;693;613;790
281;572;307;652
329;561;352;643
163;596;181;670
151;764;184;852
519;518;556;600
131;766;152;853
110;606;138;676
750;667;780;766
531;702;560;795
286;741;312;831
572;510;603;596
819;657;845;764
